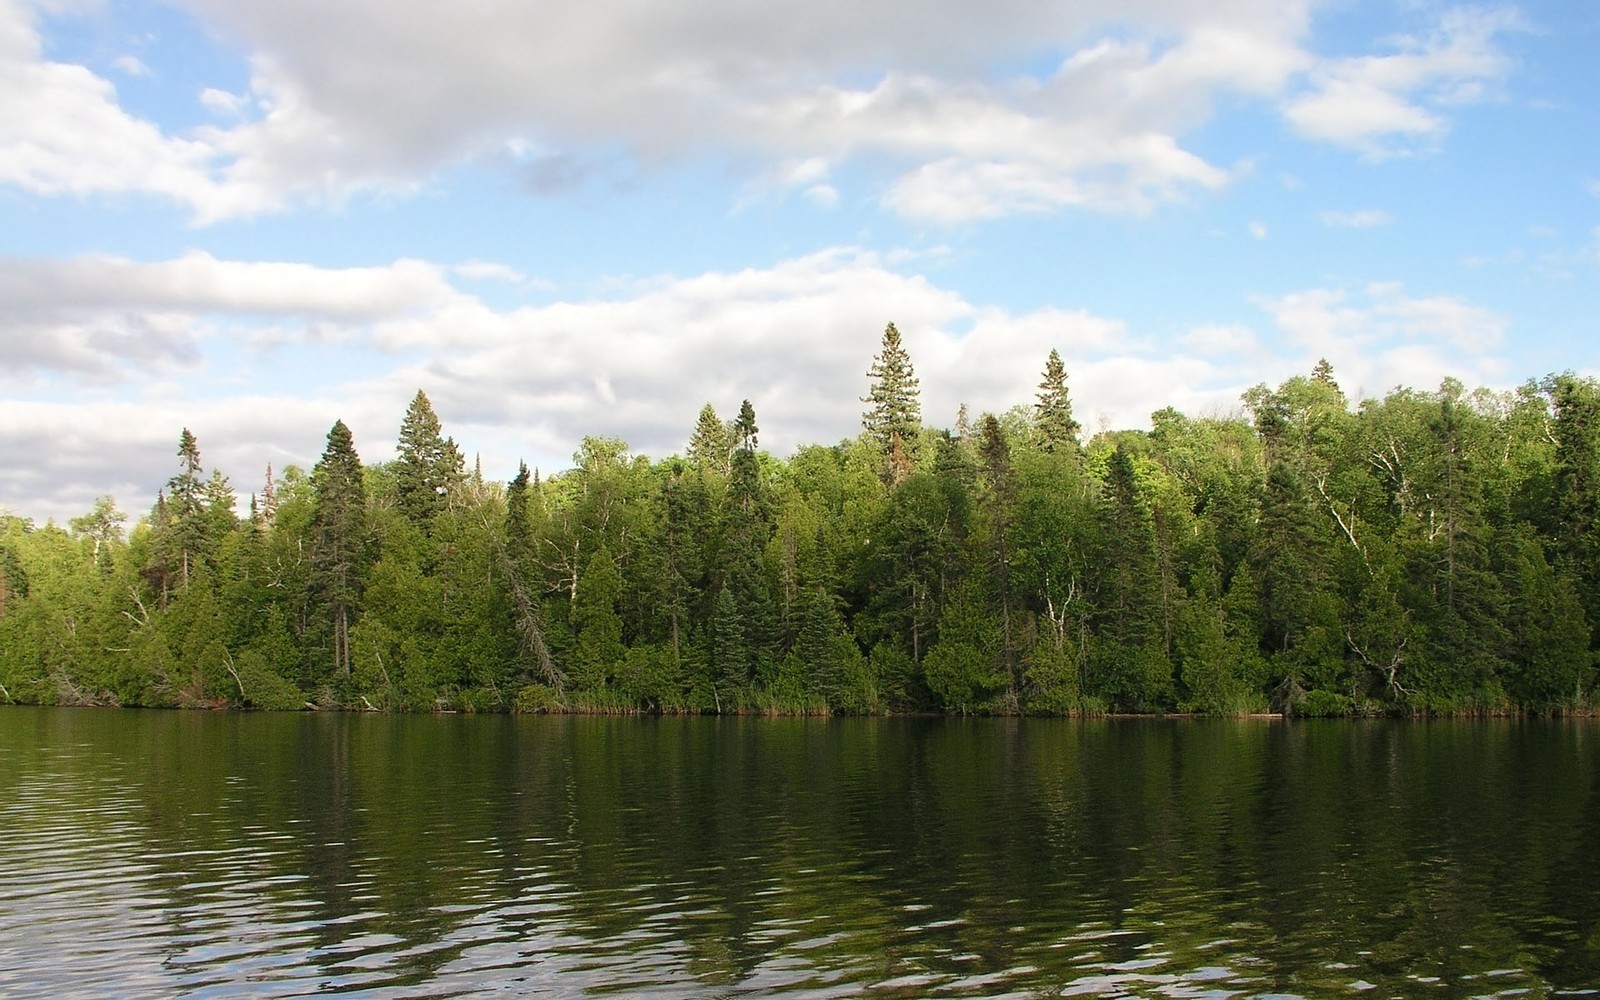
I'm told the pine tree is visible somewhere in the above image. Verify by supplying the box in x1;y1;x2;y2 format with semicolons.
862;322;921;486
310;420;370;681
1035;349;1081;452
395;390;465;527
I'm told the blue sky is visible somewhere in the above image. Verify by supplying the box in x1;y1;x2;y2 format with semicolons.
1;0;1597;523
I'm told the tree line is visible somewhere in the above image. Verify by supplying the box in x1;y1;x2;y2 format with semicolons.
3;325;1598;715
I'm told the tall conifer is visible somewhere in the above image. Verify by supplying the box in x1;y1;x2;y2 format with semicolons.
863;322;921;486
310;420;370;680
1035;349;1081;452
395;390;465;527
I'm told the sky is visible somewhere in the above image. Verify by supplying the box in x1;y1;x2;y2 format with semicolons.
2;0;1597;524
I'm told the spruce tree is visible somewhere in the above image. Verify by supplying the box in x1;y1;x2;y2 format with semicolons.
1034;348;1082;452
718;399;778;682
310;420;370;681
978;414;1019;702
395;390;465;527
1094;445;1170;709
862;322;921;486
165;428;207;590
688;403;732;476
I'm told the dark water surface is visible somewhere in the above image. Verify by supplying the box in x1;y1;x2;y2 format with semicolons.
2;710;1599;998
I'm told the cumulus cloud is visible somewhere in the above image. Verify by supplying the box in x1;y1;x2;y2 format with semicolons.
0;244;1238;520
0;252;463;382
1283;7;1521;158
110;55;149;78
1182;323;1260;356
1253;280;1509;396
1;0;1511;224
0;244;1521;522
0;0;221;205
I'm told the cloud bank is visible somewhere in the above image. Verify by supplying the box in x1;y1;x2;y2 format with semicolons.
0;246;1513;522
0;0;1522;222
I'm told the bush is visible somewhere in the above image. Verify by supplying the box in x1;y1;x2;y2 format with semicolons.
514;683;564;714
1294;689;1352;718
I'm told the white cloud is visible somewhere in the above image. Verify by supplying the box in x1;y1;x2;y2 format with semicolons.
0;0;1438;223
1319;208;1393;228
0;0;222;205
1183;323;1259;355
1253;280;1508;395
0;0;1523;222
452;260;526;284
0;244;1527;523
803;184;839;209
1283;7;1521;158
0;244;1236;520
1249;221;1268;240
0;251;461;382
110;54;149;77
199;87;247;117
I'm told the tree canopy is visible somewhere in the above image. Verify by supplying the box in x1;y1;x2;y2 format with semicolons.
2;354;1597;718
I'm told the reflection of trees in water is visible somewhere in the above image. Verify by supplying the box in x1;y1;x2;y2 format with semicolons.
9;710;1600;995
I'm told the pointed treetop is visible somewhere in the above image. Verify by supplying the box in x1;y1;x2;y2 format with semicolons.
689;403;733;474
396;389;465;525
177;428;201;474
168;428;205;509
1035;348;1082;453
863;322;922;485
1311;357;1343;398
735;399;759;451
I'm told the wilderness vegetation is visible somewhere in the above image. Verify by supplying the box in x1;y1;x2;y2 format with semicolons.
2;325;1598;717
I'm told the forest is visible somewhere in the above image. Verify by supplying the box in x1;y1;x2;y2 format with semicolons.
2;324;1598;717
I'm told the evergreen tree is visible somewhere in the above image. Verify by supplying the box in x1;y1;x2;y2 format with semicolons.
164;428;207;591
395;390;465;527
709;588;747;710
718;400;778;685
1034;348;1081;452
499;461;560;694
1311;357;1343;397
978;414;1020;703
310;420;371;682
0;541;27;617
259;464;279;526
1548;373;1600;636
1093;445;1171;709
688;403;732;476
570;544;625;694
862;322;921;486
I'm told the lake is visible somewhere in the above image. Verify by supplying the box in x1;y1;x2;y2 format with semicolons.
1;709;1597;997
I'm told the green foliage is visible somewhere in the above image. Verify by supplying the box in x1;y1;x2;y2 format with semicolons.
8;356;1600;718
395;389;466;528
1294;689;1353;717
862;321;921;485
1034;348;1081;453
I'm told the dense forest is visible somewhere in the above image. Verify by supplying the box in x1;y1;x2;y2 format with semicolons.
3;325;1598;716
